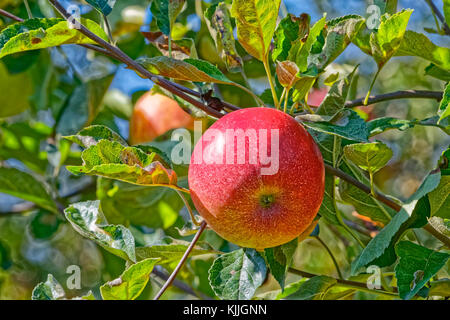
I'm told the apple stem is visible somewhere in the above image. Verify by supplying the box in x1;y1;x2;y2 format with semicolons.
175;189;202;226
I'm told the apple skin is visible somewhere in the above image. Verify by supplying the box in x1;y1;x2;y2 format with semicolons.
188;108;325;249
129;91;194;145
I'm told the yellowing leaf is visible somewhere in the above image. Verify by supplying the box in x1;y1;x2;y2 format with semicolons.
276;60;299;88
0;18;108;59
231;0;281;61
204;2;243;72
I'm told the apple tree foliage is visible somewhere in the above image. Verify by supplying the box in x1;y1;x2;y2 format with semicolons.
0;0;449;300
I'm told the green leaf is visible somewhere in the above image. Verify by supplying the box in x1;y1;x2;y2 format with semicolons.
369;9;413;68
32;274;65;300
429;279;450;297
0;167;57;213
142;31;197;60
204;2;243;72
375;0;398;15
0;61;33;118
86;0;116;15
66;140;178;188
428;175;450;219
209;248;267;300
288;15;326;73
100;258;159;300
255;278;308;300
138;56;233;84
367;116;450;136
339;180;396;225
296;109;369;142
64;125;127;148
150;0;186;36
396;31;450;71
64;200;136;262
438;83;450;124
264;238;298;291
445;0;450;26
272;13;310;63
308;132;341;225
316;66;358;116
351;171;441;274
308;15;365;71
0;121;53;172
231;0;281;61
318;174;340;225
0;18;108;58
291;75;317;102
286;276;337;300
136;244;217;271
395;241;449;300
343;142;393;175
425;63;450;82
97;179;182;229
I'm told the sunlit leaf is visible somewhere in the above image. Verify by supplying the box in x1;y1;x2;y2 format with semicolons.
344;142;393;176
64;125;127;148
66;140;178;188
230;0;281;61
64;200;136;262
0;18;108;58
138;56;232;84
272;13;310;63
396;31;450;70
369;9;413;68
308;15;365;71
100;258;159;300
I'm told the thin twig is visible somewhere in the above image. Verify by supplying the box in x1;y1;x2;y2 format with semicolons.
153;221;207;300
102;13;114;44
425;0;450;35
46;0;228;118
345;90;443;108
314;236;344;279
0;9;24;22
288;268;398;298
325;164;450;249
152;268;212;300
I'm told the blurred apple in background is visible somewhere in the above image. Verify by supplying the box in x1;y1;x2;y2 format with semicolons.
129;90;194;145
307;87;328;107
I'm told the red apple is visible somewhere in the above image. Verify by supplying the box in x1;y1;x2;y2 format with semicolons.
188;108;325;249
129;91;194;145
